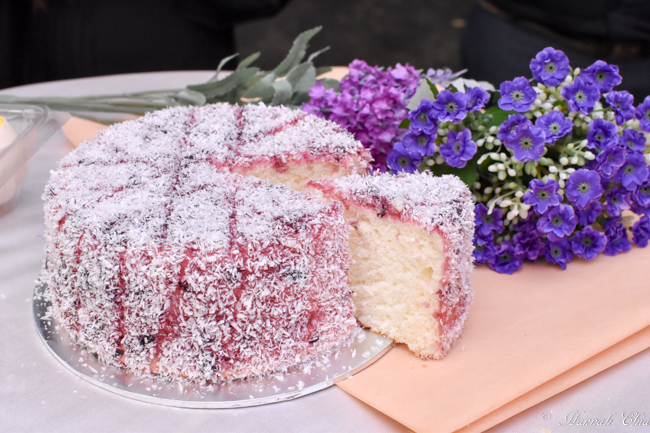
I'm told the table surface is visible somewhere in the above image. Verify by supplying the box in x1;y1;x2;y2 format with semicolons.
2;72;650;433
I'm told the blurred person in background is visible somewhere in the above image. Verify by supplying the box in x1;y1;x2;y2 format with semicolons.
461;0;650;98
0;0;289;89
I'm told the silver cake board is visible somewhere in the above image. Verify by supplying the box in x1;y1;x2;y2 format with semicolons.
33;281;393;408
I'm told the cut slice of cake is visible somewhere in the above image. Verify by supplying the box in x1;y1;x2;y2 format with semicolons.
308;172;474;359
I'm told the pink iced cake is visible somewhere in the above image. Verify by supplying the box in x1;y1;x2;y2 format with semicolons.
42;103;474;384
309;172;474;359
42;104;364;382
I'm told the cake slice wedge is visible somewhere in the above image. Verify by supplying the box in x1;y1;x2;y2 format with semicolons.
308;172;474;359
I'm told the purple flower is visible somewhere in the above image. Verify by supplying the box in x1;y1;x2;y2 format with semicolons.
512;213;537;232
631;215;650;247
603;219;631;256
544;238;573;270
537;204;578;241
604;187;631;217
571;227;607;260
425;68;466;87
535;111;572;144
431;90;469;123
577;201;603;226
523;179;562;214
580;60;622;93
475;203;504;236
408;99;438;136
633;181;650;207
402;131;436;158
606;91;635;125
561;76;600;115
488;241;523;274
499;77;537;112
387;142;421;173
618;129;646;153
596;146;626;178
529;47;571;86
504;123;546;162
586;119;618;150
497;114;531;143
473;233;496;265
614;152;649;191
466;87;490;112
565;169;604;210
439;129;477;168
636;95;650;133
513;230;544;261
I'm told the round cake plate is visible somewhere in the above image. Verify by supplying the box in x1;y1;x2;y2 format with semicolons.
33;282;394;408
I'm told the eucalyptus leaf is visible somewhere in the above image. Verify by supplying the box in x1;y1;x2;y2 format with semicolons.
318;78;340;92
315;66;332;77
307;46;330;63
273;26;322;77
237;52;261;70
242;73;276;100
187;71;240;99
286;63;312;88
207;53;239;83
272;79;293;106
175;89;207;106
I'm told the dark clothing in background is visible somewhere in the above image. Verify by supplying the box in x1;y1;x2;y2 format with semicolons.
0;0;288;89
462;0;650;99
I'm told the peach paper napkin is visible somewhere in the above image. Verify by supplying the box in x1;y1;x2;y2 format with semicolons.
337;246;650;433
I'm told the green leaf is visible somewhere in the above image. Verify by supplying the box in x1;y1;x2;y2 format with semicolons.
273;26;322;77
446;83;459;93
307;46;330;63
315;66;332;77
187;68;259;99
290;65;317;105
271;79;293;106
318;78;340;91
483;106;515;128
175;89;207;106
242;73;276;99
206;53;239;83
427;159;477;187
237;52;260;70
398;118;410;129
286;63;312;88
426;78;439;98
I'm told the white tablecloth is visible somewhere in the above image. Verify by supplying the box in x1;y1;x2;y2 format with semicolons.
2;72;650;433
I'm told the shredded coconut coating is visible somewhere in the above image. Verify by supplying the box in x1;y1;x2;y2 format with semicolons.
181;103;370;175
43;105;357;383
308;172;475;358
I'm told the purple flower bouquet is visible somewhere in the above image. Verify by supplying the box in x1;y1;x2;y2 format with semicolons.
304;47;650;273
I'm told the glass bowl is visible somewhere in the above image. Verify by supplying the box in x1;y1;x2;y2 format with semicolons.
0;103;66;215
